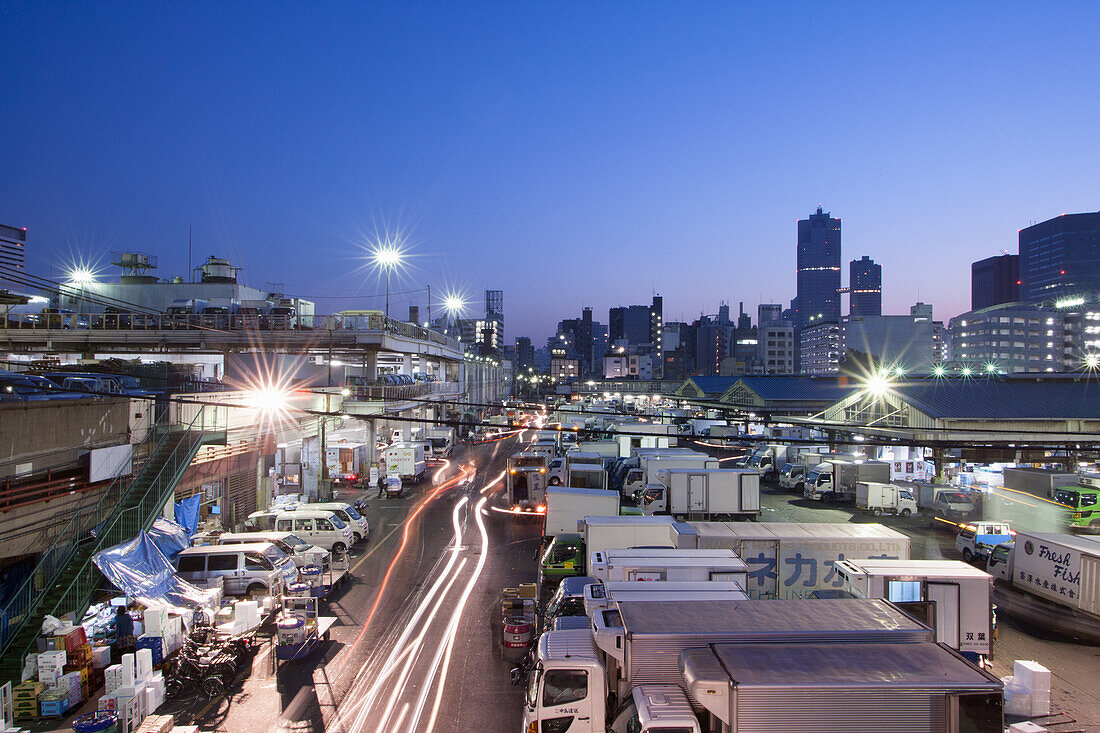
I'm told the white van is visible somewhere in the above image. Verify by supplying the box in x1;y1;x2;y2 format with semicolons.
216;531;330;569
272;510;353;554
175;543;293;596
296;502;369;542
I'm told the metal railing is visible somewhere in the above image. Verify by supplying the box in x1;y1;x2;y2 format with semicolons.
0;406;215;655
345;381;462;402
0;311;462;350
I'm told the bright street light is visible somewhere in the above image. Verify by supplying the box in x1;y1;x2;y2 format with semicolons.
67;268;95;285
1086;353;1100;370
933;365;946;377
370;242;406;319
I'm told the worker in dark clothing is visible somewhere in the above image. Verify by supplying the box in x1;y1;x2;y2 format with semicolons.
377;472;386;498
113;606;136;662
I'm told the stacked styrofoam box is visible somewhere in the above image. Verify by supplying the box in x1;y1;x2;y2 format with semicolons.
135;648;154;681
162;615;185;656
35;651;65;686
235;600;260;631
91;645;112;669
1008;723;1049;733
145;671;166;712
135;714;175;733
60;670;82;708
143;606;169;635
1015;660;1051;717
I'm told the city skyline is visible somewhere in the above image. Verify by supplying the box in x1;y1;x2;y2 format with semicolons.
3;3;1100;343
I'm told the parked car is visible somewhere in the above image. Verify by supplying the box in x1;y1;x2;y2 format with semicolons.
175;543;293;596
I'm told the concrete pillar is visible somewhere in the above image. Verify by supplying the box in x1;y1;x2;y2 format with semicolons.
403;353;413;375
365;351;378;381
402;413;413;442
364;419;376;465
302;435;320;501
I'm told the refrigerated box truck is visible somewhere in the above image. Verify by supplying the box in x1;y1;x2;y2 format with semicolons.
642;468;760;520
620;452;719;498
832;557;996;657
683;521;911;598
855;481;918;516
588;548;748;585
544;487;620;537
1003;466;1078;499
384;442;427;482
987;531;1100;642
581;580;748;617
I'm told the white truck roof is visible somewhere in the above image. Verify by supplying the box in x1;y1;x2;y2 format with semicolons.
836;558;992;580
537;628;601;664
631;686;701;731
688;521;909;542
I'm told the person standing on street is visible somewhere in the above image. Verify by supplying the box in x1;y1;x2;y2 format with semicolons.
377;471;386;498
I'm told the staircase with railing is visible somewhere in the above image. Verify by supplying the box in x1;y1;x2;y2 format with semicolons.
0;406;224;683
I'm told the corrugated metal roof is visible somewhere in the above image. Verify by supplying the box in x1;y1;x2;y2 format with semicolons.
685;376;740;395
735;376;857;402
893;377;1100;420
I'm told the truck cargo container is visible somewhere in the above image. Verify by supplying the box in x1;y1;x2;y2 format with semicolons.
832;557;996;657
506;451;550;514
775;447;832;491
1003;466;1078;499
610;447;705;493
520;598;946;733
423;426;455;457
680;641;1003;732
544;487;620;537
620;452;719;498
641;468;760;520
855;481;918;516
588;548;748;584
684;521;911;598
324;443;367;485
383;442;427;482
987;531;1100;642
582;580;748;617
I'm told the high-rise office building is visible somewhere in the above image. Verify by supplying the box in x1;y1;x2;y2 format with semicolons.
971;254;1019;310
849;256;882;317
1019;213;1100;301
609;304;652;345
514;336;534;372
793;206;842;327
757;303;782;326
0;224;27;287
649;295;663;377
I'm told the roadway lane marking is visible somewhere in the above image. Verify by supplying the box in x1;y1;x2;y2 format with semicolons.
350;519;409;573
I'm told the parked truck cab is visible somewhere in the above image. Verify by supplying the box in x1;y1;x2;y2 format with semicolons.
1054;479;1100;530
540;533;585;585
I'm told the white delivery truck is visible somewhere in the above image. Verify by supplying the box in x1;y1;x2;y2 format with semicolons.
641;468;760;520
1003;466;1078;499
683;521;911;599
610;421;677;457
588;548;748;585
582;580;748;617
324;442;367;485
384;442;427;482
855;481;918;517
620;452;718;499
832;558;996;660
577;440;620;463
538;516;681;588
776;448;830;492
744;443;798;482
803;459;890;503
544;487;620;537
423;426;455;457
506;451;550;514
520;599;1002;733
987;531;1100;643
563;452;608;490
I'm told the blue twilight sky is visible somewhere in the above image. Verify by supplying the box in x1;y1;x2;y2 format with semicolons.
2;2;1099;343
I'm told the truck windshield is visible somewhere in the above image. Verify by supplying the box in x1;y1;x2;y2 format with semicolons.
779;464;793;478
1054;489;1080;508
747;456;763;468
327;515;347;529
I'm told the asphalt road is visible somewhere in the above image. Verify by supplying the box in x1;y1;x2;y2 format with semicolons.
164;431;538;733
157;437;1100;732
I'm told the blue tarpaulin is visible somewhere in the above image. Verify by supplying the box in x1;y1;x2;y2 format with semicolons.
93;531;216;612
147;518;191;561
174;495;201;536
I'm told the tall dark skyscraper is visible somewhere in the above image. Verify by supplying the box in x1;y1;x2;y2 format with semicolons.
514;336;534;371
794;206;842;327
1019;213;1100;301
971;254;1019;309
849;255;882;317
609;304;650;345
